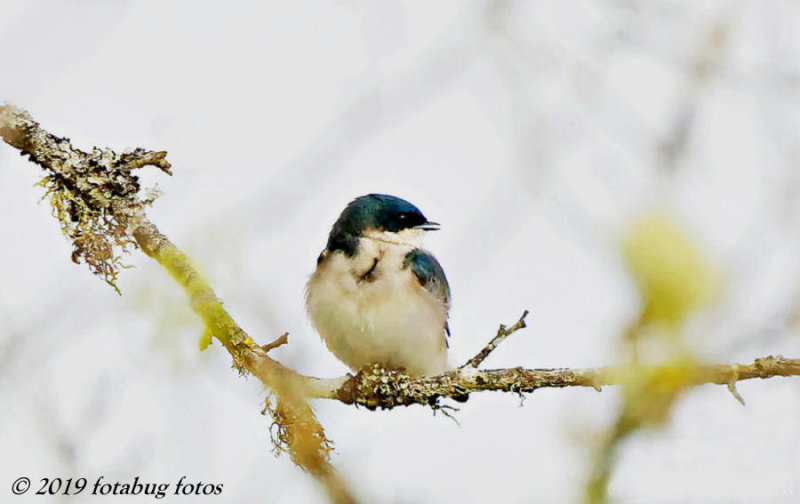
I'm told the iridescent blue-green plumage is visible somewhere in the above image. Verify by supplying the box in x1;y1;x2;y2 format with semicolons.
327;194;432;256
404;248;451;338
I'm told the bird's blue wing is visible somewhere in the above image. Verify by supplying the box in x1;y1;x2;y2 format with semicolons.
404;249;451;339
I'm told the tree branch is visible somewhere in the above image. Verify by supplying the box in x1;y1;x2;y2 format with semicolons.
330;352;800;410
0;103;353;503
3;103;800;502
462;309;529;369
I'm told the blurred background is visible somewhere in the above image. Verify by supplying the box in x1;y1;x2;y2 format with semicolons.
2;1;800;502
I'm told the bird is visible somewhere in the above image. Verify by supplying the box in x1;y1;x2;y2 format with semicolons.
306;194;451;377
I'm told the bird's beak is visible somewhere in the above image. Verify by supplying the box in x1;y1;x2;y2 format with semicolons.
415;221;440;231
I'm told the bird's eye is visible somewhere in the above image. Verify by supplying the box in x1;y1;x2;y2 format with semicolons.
398;213;408;220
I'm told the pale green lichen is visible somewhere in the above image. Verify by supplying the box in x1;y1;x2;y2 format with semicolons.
1;104;170;295
36;174;137;294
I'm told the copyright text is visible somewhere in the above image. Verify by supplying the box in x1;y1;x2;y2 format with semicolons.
11;476;223;499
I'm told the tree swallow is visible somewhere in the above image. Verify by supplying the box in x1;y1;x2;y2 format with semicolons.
306;194;451;377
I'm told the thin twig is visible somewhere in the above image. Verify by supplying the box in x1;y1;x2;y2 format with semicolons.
726;365;745;405
462;310;529;369
262;332;290;353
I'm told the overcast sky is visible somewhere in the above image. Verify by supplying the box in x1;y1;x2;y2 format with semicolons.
2;1;800;503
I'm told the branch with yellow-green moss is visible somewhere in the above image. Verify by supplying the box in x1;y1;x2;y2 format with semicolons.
333;349;800;410
4;103;800;504
0;103;353;504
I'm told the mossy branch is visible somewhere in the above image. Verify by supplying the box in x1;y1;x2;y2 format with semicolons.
4;103;800;504
332;352;800;409
0;103;353;504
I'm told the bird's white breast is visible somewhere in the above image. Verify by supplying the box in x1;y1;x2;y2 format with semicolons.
305;237;449;377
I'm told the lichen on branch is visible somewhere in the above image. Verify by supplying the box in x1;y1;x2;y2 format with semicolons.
3;102;800;504
0;103;355;502
0;104;171;292
36;174;136;293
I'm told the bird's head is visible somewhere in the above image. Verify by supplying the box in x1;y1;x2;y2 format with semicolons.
327;194;439;254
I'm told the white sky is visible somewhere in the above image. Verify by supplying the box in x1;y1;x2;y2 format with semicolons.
1;1;799;503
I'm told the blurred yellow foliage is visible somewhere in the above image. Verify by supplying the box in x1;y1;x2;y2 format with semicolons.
622;212;719;327
618;359;698;432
